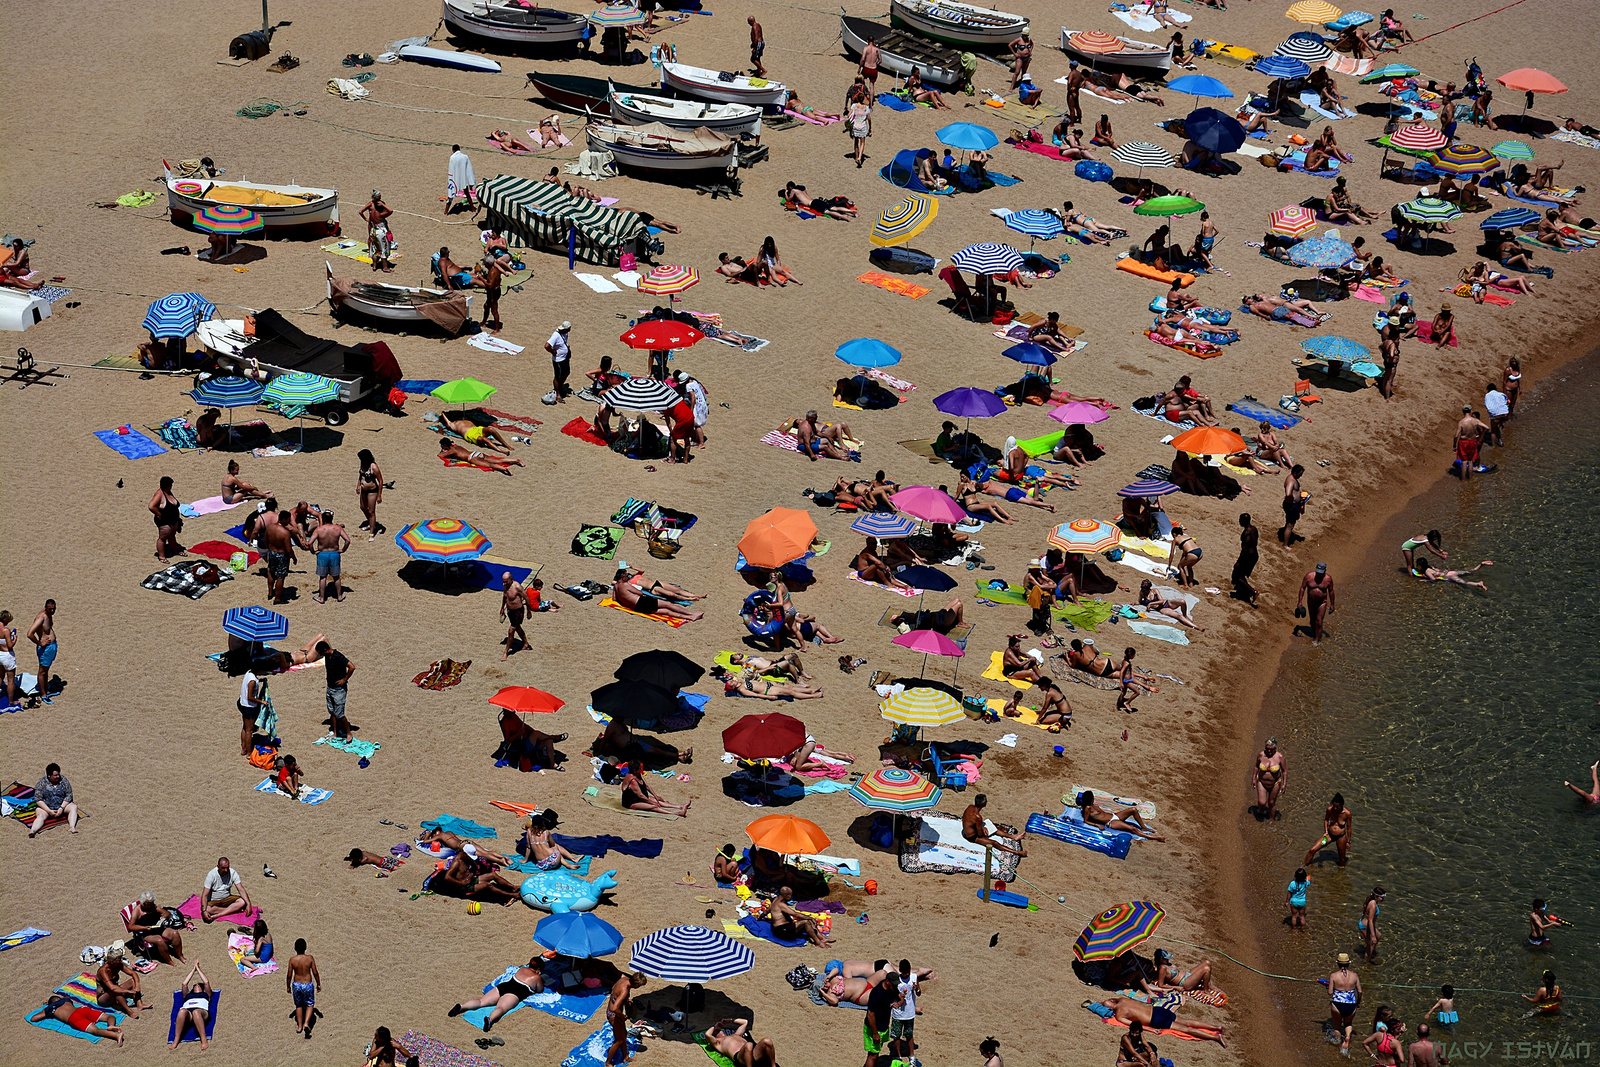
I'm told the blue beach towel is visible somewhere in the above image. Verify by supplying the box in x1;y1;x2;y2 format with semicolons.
1228;398;1299;429
1;927;50;951
167;990;220;1043
396;379;447;396
422;814;499;838
94;427;167;459
876;92;915;112
562;1024;644;1067
550;833;664;859
465;966;607;1028
254;777;334;805
738;916;808;947
26;1003;125;1044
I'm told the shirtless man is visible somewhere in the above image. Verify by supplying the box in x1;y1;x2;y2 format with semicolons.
222;460;269;504
1326;953;1362;1055
1066;61;1085;123
1407;1023;1443;1067
1304;792;1353;866
859;36;881;92
1097;997;1225;1047
1296;562;1335;645
310;512;349;604
962;794;1027;856
1001;634;1043;683
612;568;704;622
794;410;852;461
1252;739;1286;820
606;972;647;1067
359;191;396;273
25;601;57;706
706;1019;779;1067
443;845;521;905
418;827;510;865
1454;405;1491;479
439;438;525;474
1078;791;1164;840
286;938;321;1035
770;886;835;946
436;412;516;455
96;949;145;1017
500;572;529;660
261;511;298;605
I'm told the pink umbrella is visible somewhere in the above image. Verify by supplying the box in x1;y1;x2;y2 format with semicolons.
890;486;966;525
892;628;964;681
1048;402;1110;426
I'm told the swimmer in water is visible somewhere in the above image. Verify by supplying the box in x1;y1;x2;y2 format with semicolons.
1527;899;1567;947
1522;970;1561;1017
1424;984;1458;1026
1563;761;1599;804
1410;559;1493;590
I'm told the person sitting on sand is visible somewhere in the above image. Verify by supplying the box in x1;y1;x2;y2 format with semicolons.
1078;789;1164;840
1161;380;1216;426
619;764;692;816
1002;633;1043;682
0;239;41;290
1410;558;1492;589
1027;676;1072;730
905;68;949;109
449;956;545;1031
221;460;269;504
96;948;145;1017
426;411;516;454
1495;234;1555;277
851;541;911;590
433;246;473;290
1138;579;1204;629
490;129;535;154
346;847;406;873
439;437;525;474
998;438;1078;490
962;794;1027;856
1048;124;1095;160
891;597;965;635
1152;948;1216;992
768;886;835;946
1323;177;1377;224
523;812;583;871
30;994;125;1046
1091;114;1118;148
713;843;747;885
1097;997;1226;1047
121;891;186;965
442;844;522;904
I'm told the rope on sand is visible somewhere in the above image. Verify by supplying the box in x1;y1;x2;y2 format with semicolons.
1395;0;1533;47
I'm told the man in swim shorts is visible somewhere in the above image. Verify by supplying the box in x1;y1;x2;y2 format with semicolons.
261;512;298;606
1327;953;1362;1054
1454;406;1490;479
285;937;320;1036
500;572;529;661
26;599;57;706
1296;562;1335;646
310;511;349;604
611;566;705;622
30;995;124;1045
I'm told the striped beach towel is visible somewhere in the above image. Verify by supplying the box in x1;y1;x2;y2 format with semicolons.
253;777;333;805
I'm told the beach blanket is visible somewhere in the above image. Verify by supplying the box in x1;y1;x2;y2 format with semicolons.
4;782;85;833
423;814;498;838
559;417;610;447
1026;812;1132;859
189;540;259;566
848;571;919;598
175;894;262;928
562;1024;643;1067
94;426;167;459
875;92;915;112
1227;397;1299;429
551;833;663;859
142;560;235;600
27;998;124;1044
1;927;49;951
1114;4;1190;31
413;657;471;690
857;271;931;299
167;990;220;1043
480;408;543;434
983;650;1034;690
314;734;381;760
571;524;623;560
1550;128;1600;150
1298;90;1353;121
401;1030;505;1067
465;966;606;1027
253;776;334;805
1126;619;1190;645
183;495;252;521
601;596;689;627
468;334;525;355
973;583;1118;631
322;240;402;266
902;813;1023;877
1067;786;1158;821
227;931;277;976
573;272;621;293
1113;551;1175;580
738;917;808;947
581;784;682;819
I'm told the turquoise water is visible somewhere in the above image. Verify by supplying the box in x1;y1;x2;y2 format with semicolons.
1249;350;1600;1061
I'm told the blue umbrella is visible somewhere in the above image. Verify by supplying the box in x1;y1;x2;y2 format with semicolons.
936;122;999;151
533;912;623;959
1003;210;1064;241
223;606;290;643
143;292;216;339
1184;108;1247;154
835;338;903;368
1300;335;1371;361
1002;342;1058;367
1287;236;1357;268
893;565;959;593
190;375;265;408
629;925;754;983
850;512;919;539
1167;74;1234;105
1481;207;1539;230
1254;55;1311;80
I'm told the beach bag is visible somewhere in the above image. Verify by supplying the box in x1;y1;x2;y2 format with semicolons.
1075;160;1112;183
618;252;636;271
785;965;817;990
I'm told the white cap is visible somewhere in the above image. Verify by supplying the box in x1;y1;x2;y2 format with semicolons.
462;843;479;858
558;321;572;331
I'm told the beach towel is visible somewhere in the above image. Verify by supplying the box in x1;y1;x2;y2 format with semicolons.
4;782;85;832
581;784;682;820
550;833;663;859
983;650;1035;690
1298;90;1353;121
413;657;471;690
1067;786;1158;821
228;931;277;976
1113;551;1175;580
1092;1010;1206;1040
868;368;916;392
902;813;1023;876
402;1030;505;1067
398;379;448;396
601;596;689;627
972;582;1118;631
1146;329;1221;358
1026;812;1132;859
1277;153;1341;177
321;240;402;266
875;92;915;112
141;560;234;600
1517;233;1572;255
562;1024;642;1067
807;974;870;1010
1;927;50;951
314;734;381;760
984;696;1064;732
1550;128;1600;150
253;776;334;805
1126;619;1190;645
857;271;931;298
422;814;498;838
94;427;167;460
1227;397;1299;429
848;571;919;598
714;651;787;681
189;539;259;565
175;894;262;929
1114;4;1190;31
759;428;802;453
1352;284;1390;303
570;524;623;560
468;334;525;355
573;272;621;293
738;916;808;947
167;989;220;1043
150;418;202;451
27;1000;125;1044
465;966;606;1028
1413;320;1459;346
559;417;610;447
52;972;100;1005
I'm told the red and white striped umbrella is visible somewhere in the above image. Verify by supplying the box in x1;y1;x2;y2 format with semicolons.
638;264;700;296
1268;205;1319;237
1069;30;1126;54
1388;122;1448;153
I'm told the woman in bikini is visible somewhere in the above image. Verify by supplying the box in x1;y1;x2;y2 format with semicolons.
1563;762;1600;804
754;236;801;286
489;129;535;153
1138;579;1204;629
851;542;910;590
170;961;213;1051
448;957;545;1031
439;438;526;474
1091;114;1117;148
1323;179;1373;225
735;668;825;700
221;460;269;505
905;68;949;110
1001;634;1043;682
785;739;854;773
524;813;583;870
356;448;383;540
1464;261;1536;296
536;116;564;147
784;89;842;122
1056;202;1118;244
729;651;810;680
1503;355;1525;414
1167;525;1201;587
619;765;691;815
1032;676;1072;730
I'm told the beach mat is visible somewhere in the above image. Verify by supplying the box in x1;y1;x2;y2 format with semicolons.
848;571;918;598
973;583;1118;630
1026;812;1131;859
253;776;334;804
857;271;931;299
581;784;682;820
181;495;247;518
401;1030;505;1067
167;989;220;1043
600;597;689;627
94;427;167;460
1226;398;1299;429
465;966;606;1027
175;894;262;929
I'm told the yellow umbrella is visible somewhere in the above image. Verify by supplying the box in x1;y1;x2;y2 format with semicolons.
870;194;938;248
880;687;965;727
1285;0;1341;23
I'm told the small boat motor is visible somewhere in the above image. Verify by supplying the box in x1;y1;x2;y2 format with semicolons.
230;0;274;60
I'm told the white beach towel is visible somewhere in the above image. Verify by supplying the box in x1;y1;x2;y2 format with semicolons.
612;271;642;288
467;334;525;355
448;149;477;200
916;816;989;871
574;273;621;293
1114;6;1192;33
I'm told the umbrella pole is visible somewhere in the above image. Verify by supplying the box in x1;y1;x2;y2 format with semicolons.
982;845;993;902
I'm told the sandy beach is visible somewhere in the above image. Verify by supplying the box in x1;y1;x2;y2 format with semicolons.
2;0;1598;1064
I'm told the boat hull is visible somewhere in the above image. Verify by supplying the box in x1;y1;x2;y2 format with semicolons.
586;128;737;174
609;91;762;136
840;16;964;87
889;0;1026;47
1059;27;1172;72
398;44;504;72
325;264;472;324
165;175;338;232
529;71;653;114
443;0;589;44
660;63;787;109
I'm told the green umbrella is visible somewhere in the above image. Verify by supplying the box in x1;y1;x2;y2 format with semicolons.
430;378;498;405
1396;197;1462;224
1492;140;1535;162
1133;195;1206;217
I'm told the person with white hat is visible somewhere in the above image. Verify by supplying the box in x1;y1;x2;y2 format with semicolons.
546;321;573;401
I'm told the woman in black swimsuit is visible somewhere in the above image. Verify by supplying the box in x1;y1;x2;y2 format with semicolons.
356;449;383;542
149;476;184;562
448;958;544;1032
619;766;691;816
1167;524;1201;587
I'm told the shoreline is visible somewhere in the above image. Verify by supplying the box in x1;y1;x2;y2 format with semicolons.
1201;330;1600;1065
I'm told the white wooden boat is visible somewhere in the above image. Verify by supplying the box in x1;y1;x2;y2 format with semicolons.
608;85;762;136
164;163;338;232
660;62;787;110
398;43;504;73
1060;28;1172;72
196;318;255;360
890;0;1027;47
586;121;738;174
840;15;965;88
0;288;51;332
325;263;473;327
442;0;589;44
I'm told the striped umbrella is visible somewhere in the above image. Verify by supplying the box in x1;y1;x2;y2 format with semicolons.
1068;30;1125;55
1287;236;1357;268
851;512;918;539
1396;197;1463;224
395;518;492;563
1491;140;1535;162
600;376;680;412
849;767;942;812
1048;401;1109;425
1134;195;1205;217
879;686;965;727
1073;901;1166;961
1003;209;1064;240
1268;205;1319;237
1275;32;1333;64
190;375;264;408
1253;55;1310;80
193;203;264;236
835;338;903;368
142;292;216;338
1480;207;1539;230
589;2;646;26
222;605;290;643
1285;0;1341;24
747;813;830;855
1117;479;1180;498
870;194;937;247
534;912;623;959
951;242;1024;274
1111;141;1176;174
1048;518;1120;554
263;371;338;407
638;264;699;296
629;925;753;983
1429;143;1499;175
1386;122;1448;154
1300;335;1370;361
1360;62;1420;83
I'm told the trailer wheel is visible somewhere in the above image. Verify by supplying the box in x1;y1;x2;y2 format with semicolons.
323;405;348;427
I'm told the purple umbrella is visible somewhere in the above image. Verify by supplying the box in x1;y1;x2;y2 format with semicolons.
933;388;1007;465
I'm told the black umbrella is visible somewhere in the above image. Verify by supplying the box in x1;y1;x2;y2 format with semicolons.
615;649;705;691
591;679;679;721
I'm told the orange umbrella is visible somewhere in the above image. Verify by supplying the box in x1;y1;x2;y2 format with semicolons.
1170;427;1247;455
737;508;818;570
488;686;566;715
746;813;831;855
1496;68;1568;95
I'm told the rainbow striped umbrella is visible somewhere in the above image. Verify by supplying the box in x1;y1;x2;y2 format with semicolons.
849;767;942;812
193;203;264;236
1285;0;1341;24
1491;140;1535;162
1386;122;1448;154
589;2;645;26
879;686;965;728
1268;205;1319;237
871;194;937;247
1048;518;1121;555
638;264;699;296
1068;30;1125;54
1073;901;1166;961
395;518;492;563
1429;143;1499;175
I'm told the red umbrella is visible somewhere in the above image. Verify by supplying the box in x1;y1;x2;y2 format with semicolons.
722;712;806;760
488;686;566;715
620;321;705;350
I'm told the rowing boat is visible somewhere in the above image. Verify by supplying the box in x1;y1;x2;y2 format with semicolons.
325;263;473;333
163;163;338;233
890;0;1027;48
442;0;589;45
839;15;966;88
660;61;788;110
608;86;763;136
585;121;739;175
528;70;654;114
1060;28;1172;72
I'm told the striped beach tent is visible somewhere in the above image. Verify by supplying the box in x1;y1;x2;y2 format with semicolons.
479;174;647;266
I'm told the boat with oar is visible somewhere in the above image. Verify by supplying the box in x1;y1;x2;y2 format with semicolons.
890;0;1027;48
840;15;966;87
325;263;473;333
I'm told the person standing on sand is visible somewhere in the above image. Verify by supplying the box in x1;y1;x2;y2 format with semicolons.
477;256;503;330
859;35;880;93
547;321;573;401
311;512;349;604
26;599;57;705
286;937;321;1037
1252;738;1285;820
1454;406;1491;480
606;971;646;1066
1327;953;1362;1055
320;641;355;741
357;449;383;542
1009;31;1033;91
748;16;766;78
1296;562;1334;645
1232;513;1259;604
1280;464;1306;549
359;191;396;273
0;610;18;710
261;511;298;605
445;145;476;214
500;572;529;661
1305;792;1353;867
1066;60;1085;124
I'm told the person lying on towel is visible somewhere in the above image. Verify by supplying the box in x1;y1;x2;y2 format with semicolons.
439;438;525;474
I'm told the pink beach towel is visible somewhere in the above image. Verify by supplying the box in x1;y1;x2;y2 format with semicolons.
177;894;263;929
1413;321;1459;346
184;496;245;516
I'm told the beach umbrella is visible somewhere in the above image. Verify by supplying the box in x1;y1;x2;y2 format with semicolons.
1133;195;1206;217
933;387;1007;419
1002;342;1058;367
890;486;967;525
614;649;704;691
950;242;1024;275
1253;55;1310;81
849;767;942;813
1480;207;1539;230
629;925;753;983
1491;140;1535;162
850;512;918;539
1396;197;1463;224
1285;0;1341;24
396;517;491;563
1287;236;1357;268
1386;122;1448;155
1068;30;1125;55
722;712;807;760
591;678;678;721
534;912;623;959
190;375;264;408
1429;143;1499;176
870;194;937;248
600;376;680;412
1360;62;1420;83
1268;205;1319;237
489;686;566;716
589;2;646;26
737;508;817;570
1048;518;1121;555
142;292;216;338
880;686;965;728
1327;9;1375;29
892;565;958;594
192;203;264;236
1048;401;1109;425
1170;426;1247;455
620;320;704;350
936;122;1000;152
1167;74;1234;106
637;264;699;297
1111;141;1176;176
1003;209;1065;242
1496;69;1567;96
1301;335;1370;362
430;377;497;405
746;813;830;855
1073;901;1166;961
222;605;289;643
1184;107;1247;154
892;628;964;679
1275;32;1333;65
835;338;903;368
1117;479;1180;498
264;371;340;408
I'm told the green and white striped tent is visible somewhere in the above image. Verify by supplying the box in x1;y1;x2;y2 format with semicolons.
480;174;647;266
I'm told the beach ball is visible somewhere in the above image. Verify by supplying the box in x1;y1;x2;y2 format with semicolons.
467;901;482;915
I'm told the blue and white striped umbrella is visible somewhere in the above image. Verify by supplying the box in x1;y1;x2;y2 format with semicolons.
1254;55;1311;80
1286;236;1357;268
1275;31;1333;64
850;512;919;539
1300;335;1370;361
143;292;216;339
629;925;754;982
190;376;265;408
1003;209;1064;240
1117;479;1180;498
222;606;290;643
1480;207;1539;230
263;372;340;407
951;242;1024;274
